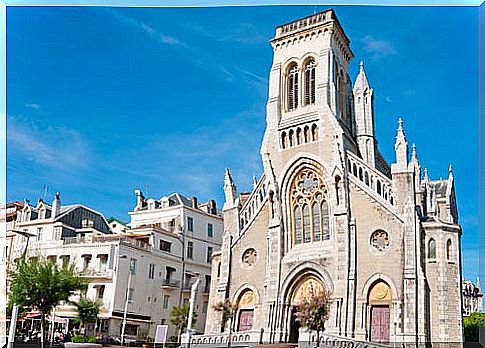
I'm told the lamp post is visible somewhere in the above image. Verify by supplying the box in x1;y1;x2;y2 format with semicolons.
119;254;133;346
175;226;186;307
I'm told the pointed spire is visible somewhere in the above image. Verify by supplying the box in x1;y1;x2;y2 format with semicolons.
394;118;408;168
354;60;370;91
223;168;237;210
423;168;429;181
449;164;453;174
52;191;61;218
411;143;418;163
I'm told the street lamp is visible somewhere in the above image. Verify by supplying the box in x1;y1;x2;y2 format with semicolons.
119;254;133;346
174;226;186;307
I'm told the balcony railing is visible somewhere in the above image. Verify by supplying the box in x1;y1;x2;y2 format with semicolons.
81;268;114;278
161;279;180;288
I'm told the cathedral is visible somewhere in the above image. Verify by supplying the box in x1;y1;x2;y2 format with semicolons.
202;9;463;346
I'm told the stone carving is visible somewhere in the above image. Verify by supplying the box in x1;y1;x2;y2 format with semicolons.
369;281;391;304
292;277;325;304
242;248;257;267
239;290;255;307
370;230;389;251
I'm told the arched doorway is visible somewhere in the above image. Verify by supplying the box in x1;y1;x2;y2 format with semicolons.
368;280;392;344
288;276;326;343
236;289;255;332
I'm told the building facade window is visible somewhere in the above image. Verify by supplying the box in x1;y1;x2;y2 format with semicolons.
96;285;105;299
36;227;43;241
187;217;194;232
207;223;213;238
81;218;94;228
53;227;62;240
187;241;194;259
428;238;436;259
446;239;452;260
304;59;316;105
130;258;137;274
291;169;330;246
128;288;134;302
98;254;108;270
159;240;171;252
149;263;155;279
287;63;299;110
207;246;213;263
163;295;170;309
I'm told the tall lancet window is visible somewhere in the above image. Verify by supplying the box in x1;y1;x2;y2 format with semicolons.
291;169;330;246
287;64;299;110
304;59;316;105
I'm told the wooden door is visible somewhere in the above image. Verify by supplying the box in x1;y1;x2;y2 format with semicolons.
238;309;254;332
370;306;390;344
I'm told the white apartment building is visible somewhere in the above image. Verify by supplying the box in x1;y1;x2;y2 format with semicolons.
9;191;223;340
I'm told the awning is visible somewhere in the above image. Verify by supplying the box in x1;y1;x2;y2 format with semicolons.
24;311;41;319
46;316;69;324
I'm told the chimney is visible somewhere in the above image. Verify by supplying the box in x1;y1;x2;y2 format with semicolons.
209;199;217;215
135;190;145;210
191;196;198;209
52;192;61;218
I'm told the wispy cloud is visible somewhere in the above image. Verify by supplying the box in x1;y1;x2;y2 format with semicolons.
403;89;417;96
385;96;392;103
190;23;267;45
107;9;188;49
25;103;41;110
7;115;91;170
360;35;397;61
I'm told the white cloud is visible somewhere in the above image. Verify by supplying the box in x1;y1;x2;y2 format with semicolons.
25;103;41;110
107;9;187;49
7;115;90;170
360;35;397;60
385;96;392;103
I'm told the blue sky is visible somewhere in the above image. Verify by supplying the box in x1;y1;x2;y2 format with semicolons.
5;5;479;280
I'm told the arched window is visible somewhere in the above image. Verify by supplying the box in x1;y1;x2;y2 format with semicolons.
428;238;436;259
303;204;311;243
291;169;330;245
446;239;452;260
358;167;363;181
289;129;294;147
352;163;357;176
294;206;302;245
296;128;302;145
304;126;310;143
365;172;369;186
304;59;316;105
321;200;330;240
287;64;299;110
311;124;318;141
312;202;321;242
281;132;287;149
377;180;382;195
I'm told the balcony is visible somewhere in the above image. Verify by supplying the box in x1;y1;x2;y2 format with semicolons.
161;279;180;289
81;268;114;279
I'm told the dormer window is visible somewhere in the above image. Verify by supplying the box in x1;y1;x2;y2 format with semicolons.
81;218;94;228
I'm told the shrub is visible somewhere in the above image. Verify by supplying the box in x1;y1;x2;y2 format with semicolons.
87;336;97;343
71;335;87;343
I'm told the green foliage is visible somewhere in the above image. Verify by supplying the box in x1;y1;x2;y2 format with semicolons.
464;312;485;342
87;336;97;343
9;256;86;316
169;304;198;334
74;297;100;327
71;335;87;343
295;290;330;337
213;299;238;332
165;335;178;348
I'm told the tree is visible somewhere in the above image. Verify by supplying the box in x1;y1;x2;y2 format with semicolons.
73;297;100;336
464;312;485;342
169;304;198;340
9;257;86;348
294;290;330;345
213;299;238;348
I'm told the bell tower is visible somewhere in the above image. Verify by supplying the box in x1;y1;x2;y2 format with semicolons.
261;9;355;168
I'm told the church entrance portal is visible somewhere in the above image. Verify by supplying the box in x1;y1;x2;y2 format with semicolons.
288;275;326;343
289;306;300;343
368;280;392;345
370;306;390;344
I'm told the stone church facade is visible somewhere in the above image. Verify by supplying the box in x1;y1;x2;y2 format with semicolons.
202;9;463;346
